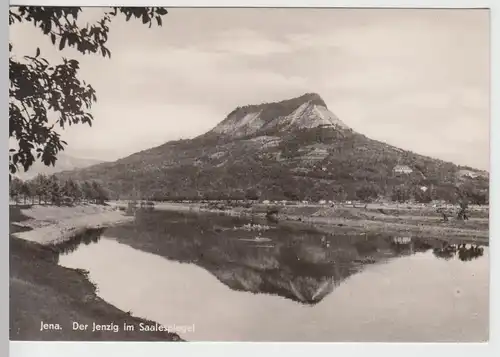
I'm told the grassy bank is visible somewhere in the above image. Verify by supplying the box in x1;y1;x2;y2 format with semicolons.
9;206;181;341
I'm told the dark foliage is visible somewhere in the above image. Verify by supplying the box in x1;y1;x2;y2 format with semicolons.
9;6;168;177
9;174;109;205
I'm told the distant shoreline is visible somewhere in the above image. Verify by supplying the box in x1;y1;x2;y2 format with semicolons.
10;200;488;246
108;200;489;243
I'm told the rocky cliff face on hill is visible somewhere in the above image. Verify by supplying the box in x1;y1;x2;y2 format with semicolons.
57;93;488;202
208;93;349;139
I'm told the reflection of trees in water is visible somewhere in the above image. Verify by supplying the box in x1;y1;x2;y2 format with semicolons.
388;237;485;263
457;244;484;261
52;228;105;256
432;245;456;260
412;239;435;253
388;237;435;255
433;243;484;262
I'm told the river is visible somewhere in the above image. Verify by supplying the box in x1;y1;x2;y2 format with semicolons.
57;210;489;342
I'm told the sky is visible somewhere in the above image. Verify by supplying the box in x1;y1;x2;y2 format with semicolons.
10;8;490;170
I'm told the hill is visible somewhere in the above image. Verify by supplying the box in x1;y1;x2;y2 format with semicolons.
57;93;489;203
15;153;105;181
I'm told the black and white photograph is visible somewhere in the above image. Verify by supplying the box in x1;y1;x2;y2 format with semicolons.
8;6;490;343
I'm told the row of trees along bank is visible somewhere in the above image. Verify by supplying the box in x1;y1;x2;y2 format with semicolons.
9;174;109;205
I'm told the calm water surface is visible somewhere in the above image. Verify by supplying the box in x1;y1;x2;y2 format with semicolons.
57;211;489;342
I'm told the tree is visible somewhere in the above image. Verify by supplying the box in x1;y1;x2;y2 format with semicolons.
81;180;95;202
459;184;488;205
470;189;488;205
20;180;34;204
47;175;62;205
413;186;433;203
283;190;300;201
434;185;458;204
245;188;260;201
70;179;83;203
9;177;23;203
356;183;379;203
391;185;410;203
31;174;49;204
73;180;83;203
61;178;73;198
333;186;347;202
91;181;109;204
61;178;81;203
9;6;169;177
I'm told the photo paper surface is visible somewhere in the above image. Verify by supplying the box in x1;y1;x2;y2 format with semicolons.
8;6;490;342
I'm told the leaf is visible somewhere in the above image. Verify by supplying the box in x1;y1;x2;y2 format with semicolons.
50;33;56;44
36;47;40;57
156;8;168;16
156;16;162;26
59;35;66;50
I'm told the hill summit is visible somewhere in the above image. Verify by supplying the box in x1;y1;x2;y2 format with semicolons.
208;93;349;140
57;93;488;203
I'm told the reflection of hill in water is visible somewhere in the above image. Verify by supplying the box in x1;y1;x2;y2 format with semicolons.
56;211;486;305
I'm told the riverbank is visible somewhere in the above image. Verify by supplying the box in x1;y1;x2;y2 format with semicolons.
11;203;134;245
9;206;182;341
278;205;489;242
109;200;489;243
9;201;488;341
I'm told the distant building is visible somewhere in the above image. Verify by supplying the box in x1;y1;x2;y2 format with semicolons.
262;200;270;204
319;200;327;204
393;165;413;174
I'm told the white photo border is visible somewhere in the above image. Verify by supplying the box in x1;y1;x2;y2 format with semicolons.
3;1;498;356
